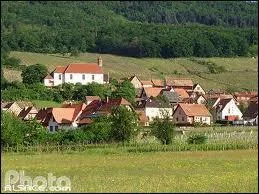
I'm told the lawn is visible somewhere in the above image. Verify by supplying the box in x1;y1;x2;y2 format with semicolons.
31;100;61;109
4;51;258;91
1;150;257;193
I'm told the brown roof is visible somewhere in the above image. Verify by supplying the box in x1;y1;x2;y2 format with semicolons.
143;87;163;97
80;100;102;117
174;88;190;99
243;101;258;119
44;74;53;79
54;66;67;73
61;103;87;121
85;96;101;102
144;97;172;108
214;98;233;112
234;91;257;98
18;106;38;120
204;94;234;100
141;80;153;86
98;98;131;113
177;103;211;116
250;96;258;102
54;63;103;74
151;79;165;87
166;77;193;87
78;118;94;124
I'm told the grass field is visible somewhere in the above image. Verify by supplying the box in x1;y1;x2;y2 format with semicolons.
2;149;258;192
3;51;258;91
31;100;61;109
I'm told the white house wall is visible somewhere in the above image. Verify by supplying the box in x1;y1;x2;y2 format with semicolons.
218;99;243;120
145;107;173;121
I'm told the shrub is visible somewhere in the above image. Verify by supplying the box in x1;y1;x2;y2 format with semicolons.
21;64;48;84
187;134;208;144
151;116;175;145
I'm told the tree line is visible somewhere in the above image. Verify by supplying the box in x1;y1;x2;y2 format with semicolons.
1;1;257;58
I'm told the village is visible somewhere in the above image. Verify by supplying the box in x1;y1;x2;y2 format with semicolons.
1;58;258;133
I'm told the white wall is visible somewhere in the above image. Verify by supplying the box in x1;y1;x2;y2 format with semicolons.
44;79;54;87
53;73;64;86
145;107;173;121
48;117;60;132
218;99;243;120
64;73;104;85
194;116;211;125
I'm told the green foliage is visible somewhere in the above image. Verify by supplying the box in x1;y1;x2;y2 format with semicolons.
187;134;208;144
1;1;257;58
151;116;175;145
110;106;138;142
238;102;249;114
112;80;136;104
21;64;48;84
1;111;47;147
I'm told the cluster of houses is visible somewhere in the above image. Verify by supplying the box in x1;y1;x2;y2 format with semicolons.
1;59;258;132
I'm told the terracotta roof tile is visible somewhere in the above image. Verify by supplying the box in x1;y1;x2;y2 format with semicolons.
55;66;67;73
52;108;76;124
98;98;131;113
143;87;163;97
174;88;190;99
141;80;153;85
151;79;165;87
65;63;103;73
177;103;211;116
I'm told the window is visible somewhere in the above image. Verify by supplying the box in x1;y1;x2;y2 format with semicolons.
55;126;58;131
176;117;178;121
200;117;202;122
182;117;184;121
82;74;85;80
59;74;62;80
228;108;231;114
49;126;53;132
92;75;95;80
70;74;73;80
197;86;200;90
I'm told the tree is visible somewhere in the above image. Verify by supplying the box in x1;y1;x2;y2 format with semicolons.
110;106;138;142
151;115;175;145
21;64;48;84
113;80;136;104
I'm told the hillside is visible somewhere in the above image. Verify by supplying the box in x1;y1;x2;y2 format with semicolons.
3;51;258;91
1;1;258;58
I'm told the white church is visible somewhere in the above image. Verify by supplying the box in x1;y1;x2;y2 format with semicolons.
44;57;109;86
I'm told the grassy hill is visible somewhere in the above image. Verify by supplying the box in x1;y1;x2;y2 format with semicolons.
3;51;258;91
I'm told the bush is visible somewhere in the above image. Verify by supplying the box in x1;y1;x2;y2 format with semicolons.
151;116;175;145
21;64;48;84
187;134;208;144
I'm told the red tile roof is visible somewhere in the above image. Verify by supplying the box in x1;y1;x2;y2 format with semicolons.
54;63;103;74
51;108;76;124
174;88;190;99
55;66;67;73
141;80;153;85
151;79;165;87
143;87;163;97
177;103;211;116
18;106;38;120
98;98;131;113
80;100;102;117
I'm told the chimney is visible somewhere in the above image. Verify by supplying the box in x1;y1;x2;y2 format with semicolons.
98;56;102;67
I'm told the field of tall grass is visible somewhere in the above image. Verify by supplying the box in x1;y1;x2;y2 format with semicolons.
2;150;258;192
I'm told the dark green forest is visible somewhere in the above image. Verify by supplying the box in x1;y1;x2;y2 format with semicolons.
1;1;258;58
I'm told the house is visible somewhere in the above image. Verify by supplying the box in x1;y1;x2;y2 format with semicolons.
144;97;173;122
172;103;212;125
233;91;257;104
192;83;205;95
78;100;102;125
141;80;153;88
188;92;206;104
213;98;243;121
161;91;180;108
44;57;109;86
243;101;258;125
165;77;193;90
141;87;163;98
136;109;149;126
85;96;101;105
129;75;142;89
207;88;227;95
151;79;165;88
173;88;190;101
1;102;22;116
18;106;38;120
